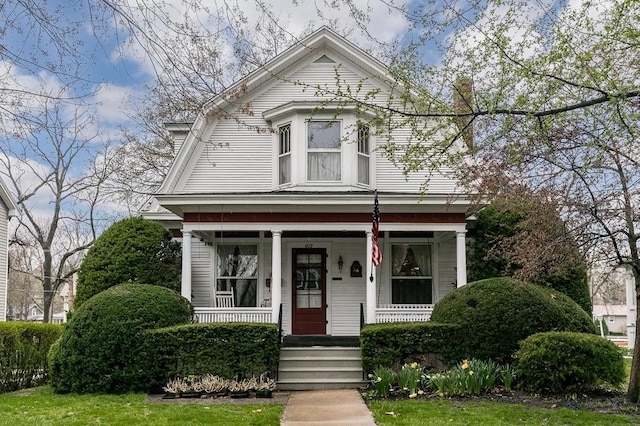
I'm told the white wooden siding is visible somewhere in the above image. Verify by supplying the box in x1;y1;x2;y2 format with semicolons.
437;236;457;301
329;240;367;336
190;239;212;307
176;49;462;195
0;201;8;321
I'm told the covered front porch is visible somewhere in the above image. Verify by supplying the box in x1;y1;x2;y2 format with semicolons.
179;214;467;334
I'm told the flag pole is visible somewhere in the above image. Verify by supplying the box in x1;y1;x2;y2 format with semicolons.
370;189;381;282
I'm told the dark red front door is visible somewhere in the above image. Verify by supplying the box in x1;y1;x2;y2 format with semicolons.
292;248;327;335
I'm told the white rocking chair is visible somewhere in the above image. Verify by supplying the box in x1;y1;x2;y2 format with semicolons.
215;289;235;308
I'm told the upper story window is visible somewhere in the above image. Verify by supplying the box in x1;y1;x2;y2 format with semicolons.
307;120;341;181
279;124;291;185
265;102;375;188
357;125;370;185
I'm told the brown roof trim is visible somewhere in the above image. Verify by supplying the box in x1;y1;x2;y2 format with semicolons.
184;212;465;223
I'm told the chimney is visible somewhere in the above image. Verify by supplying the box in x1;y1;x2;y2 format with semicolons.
453;77;474;151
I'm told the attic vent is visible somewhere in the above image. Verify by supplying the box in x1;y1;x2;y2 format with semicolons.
314;55;335;63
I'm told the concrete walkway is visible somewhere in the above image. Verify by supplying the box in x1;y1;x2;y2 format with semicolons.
280;389;376;426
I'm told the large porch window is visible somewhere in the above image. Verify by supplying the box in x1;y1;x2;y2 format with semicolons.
216;244;258;307
391;244;433;304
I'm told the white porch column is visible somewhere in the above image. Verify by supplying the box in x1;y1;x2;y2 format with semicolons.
456;230;467;287
181;230;192;301
271;230;282;324
366;230;376;324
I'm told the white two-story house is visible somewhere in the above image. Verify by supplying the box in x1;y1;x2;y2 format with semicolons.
145;27;472;338
1;176;18;321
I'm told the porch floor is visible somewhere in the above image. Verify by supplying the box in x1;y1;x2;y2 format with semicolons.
281;335;360;347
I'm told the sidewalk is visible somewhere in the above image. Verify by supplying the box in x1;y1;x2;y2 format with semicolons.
280;389;376;425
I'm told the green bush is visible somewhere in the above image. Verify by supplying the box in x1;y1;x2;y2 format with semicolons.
430;277;596;363
0;322;62;393
516;332;625;393
143;323;279;390
360;322;463;373
75;217;181;308
49;284;193;394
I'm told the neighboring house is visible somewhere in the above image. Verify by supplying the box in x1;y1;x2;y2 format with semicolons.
593;304;628;335
145;27;472;338
10;303;66;324
0;176;18;322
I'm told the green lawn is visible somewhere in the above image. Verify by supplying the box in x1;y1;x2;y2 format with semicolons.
0;387;282;426
369;399;639;425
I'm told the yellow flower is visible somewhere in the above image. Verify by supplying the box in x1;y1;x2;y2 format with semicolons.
418;390;425;395
469;370;474;376
461;360;469;369
409;392;417;398
410;362;418;369
368;374;373;379
376;377;382;382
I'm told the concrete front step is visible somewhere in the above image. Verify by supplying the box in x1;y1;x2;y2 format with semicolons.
277;346;366;391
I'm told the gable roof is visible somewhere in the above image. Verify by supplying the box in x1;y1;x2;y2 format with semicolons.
0;176;18;217
159;26;395;195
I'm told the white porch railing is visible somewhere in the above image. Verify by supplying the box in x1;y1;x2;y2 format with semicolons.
194;307;272;323
375;304;434;323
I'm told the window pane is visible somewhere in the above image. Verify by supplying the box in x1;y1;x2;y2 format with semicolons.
279;154;291;184
217;245;258;277
308;121;340;149
391;245;432;276
358;125;369;153
308;152;341;181
358;153;369;184
216;278;257;307
392;278;433;304
279;124;290;154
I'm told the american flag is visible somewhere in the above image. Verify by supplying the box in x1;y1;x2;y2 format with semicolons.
371;191;382;266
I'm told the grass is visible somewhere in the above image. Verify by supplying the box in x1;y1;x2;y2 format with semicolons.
0;387;282;425
369;399;639;425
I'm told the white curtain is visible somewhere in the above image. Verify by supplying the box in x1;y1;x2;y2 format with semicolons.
392;244;432;277
308;152;341;181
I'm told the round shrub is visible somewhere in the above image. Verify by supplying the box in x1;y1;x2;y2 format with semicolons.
49;283;193;394
430;277;596;363
75;217;181;308
516;331;625;393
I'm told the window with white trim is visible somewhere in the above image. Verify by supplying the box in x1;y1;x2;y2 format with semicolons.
278;124;291;185
216;244;258;307
357;124;370;185
391;244;433;304
307;120;341;181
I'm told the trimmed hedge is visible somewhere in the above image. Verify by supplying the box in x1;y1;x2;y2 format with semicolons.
430;277;596;363
360;322;463;373
0;322;62;393
143;323;280;390
516;332;625;393
49;284;193;394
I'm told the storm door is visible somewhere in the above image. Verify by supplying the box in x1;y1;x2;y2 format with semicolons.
292;248;327;335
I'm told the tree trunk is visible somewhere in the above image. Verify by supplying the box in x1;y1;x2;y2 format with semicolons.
42;250;53;324
627;269;640;403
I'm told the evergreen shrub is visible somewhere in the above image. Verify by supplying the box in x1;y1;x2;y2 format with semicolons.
430;277;596;363
360;322;463;373
49;283;193;394
75;216;181;308
0;322;62;393
516;331;625;392
143;322;279;389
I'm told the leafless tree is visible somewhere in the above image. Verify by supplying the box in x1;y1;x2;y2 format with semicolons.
1;98;117;322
